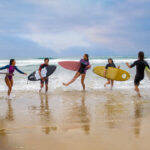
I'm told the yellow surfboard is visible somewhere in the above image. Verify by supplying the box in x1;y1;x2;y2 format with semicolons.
93;66;130;81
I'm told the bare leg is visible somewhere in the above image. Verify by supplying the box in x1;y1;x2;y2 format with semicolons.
104;80;110;87
63;72;81;86
81;74;86;91
39;82;44;93
45;84;48;93
135;85;141;97
110;80;114;90
5;77;13;96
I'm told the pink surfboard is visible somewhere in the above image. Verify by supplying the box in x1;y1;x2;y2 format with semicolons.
58;61;80;71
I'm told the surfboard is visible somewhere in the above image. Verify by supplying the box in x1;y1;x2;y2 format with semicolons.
28;65;57;81
145;67;150;80
58;61;80;71
93;66;130;81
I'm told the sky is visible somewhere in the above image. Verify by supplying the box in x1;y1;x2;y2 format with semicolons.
0;0;150;58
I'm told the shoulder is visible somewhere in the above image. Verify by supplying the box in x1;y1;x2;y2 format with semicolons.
143;60;149;65
40;64;45;68
133;60;139;64
40;63;48;69
112;63;116;67
105;64;109;68
80;59;85;63
14;66;20;70
143;60;148;63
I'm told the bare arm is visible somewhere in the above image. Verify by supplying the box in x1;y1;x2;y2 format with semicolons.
126;63;131;68
39;69;42;79
39;66;44;80
104;69;107;77
87;65;91;69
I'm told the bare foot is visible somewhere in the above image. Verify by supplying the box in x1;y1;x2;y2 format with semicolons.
63;83;68;86
6;95;11;100
138;93;141;98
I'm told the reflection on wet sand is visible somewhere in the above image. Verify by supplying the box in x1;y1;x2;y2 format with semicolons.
0;91;150;150
5;100;14;121
39;93;57;135
0;119;7;150
104;94;125;129
0;99;14;150
79;92;90;134
60;91;90;134
133;100;143;138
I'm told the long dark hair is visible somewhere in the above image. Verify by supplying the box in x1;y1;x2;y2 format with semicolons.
138;51;144;61
9;59;15;65
84;54;89;61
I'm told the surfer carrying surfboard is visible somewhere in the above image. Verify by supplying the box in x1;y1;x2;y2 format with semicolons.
39;58;49;93
126;51;149;97
0;59;27;99
63;54;91;90
104;58;120;89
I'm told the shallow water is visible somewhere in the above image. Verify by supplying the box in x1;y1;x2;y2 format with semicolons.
0;91;150;150
0;57;149;92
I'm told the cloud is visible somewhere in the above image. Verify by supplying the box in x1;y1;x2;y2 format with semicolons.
20;31;90;52
0;0;150;57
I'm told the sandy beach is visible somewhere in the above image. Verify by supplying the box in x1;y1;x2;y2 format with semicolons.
0;90;150;150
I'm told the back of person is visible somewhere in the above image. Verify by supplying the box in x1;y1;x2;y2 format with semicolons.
126;51;149;97
131;59;149;79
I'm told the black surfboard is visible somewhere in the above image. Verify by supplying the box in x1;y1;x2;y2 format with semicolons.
28;65;57;81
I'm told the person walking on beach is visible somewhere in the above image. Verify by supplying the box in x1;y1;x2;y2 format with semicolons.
0;59;27;99
104;58;120;90
126;51;149;97
39;58;49;93
63;54;91;90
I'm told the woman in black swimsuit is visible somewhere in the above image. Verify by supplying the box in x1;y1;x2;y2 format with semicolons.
63;54;91;90
104;58;120;89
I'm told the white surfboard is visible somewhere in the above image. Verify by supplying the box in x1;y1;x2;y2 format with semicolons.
35;67;47;80
145;67;150;80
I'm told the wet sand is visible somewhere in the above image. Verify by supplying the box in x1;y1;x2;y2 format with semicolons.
0;90;150;150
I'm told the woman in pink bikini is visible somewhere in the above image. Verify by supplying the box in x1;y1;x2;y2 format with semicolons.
0;59;27;98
